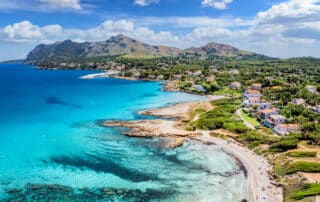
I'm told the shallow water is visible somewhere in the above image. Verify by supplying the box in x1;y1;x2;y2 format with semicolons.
0;64;247;201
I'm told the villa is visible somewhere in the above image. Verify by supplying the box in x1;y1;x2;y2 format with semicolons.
252;83;262;90
206;75;216;82
106;69;120;76
293;98;305;105
257;108;280;120
258;102;272;110
229;69;240;74
174;74;182;80
273;124;299;136
264;115;287;128
306;85;319;94
229;81;241;89
157;75;164;80
193;70;202;77
194;85;206;92
244;89;262;99
313;106;320;114
243;97;261;107
210;67;218;73
133;71;141;79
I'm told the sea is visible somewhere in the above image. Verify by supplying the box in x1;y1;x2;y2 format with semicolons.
0;64;246;201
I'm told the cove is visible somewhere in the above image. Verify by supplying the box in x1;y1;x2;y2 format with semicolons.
0;64;246;201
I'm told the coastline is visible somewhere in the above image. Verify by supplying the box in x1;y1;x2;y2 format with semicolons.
50;70;283;201
196;132;283;202
101;93;284;201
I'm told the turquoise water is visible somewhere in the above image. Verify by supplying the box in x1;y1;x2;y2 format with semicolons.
0;64;246;201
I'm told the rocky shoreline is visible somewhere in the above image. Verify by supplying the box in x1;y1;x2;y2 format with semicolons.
50;71;283;201
104;119;200;138
102;100;217;148
101;96;283;202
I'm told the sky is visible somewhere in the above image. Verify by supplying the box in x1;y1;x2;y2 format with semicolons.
0;0;320;61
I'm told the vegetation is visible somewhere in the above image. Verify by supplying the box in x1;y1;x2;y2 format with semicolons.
26;37;320;201
191;98;249;133
240;110;260;128
283;161;320;174
269;134;302;152
291;184;320;200
213;87;241;97
287;151;317;158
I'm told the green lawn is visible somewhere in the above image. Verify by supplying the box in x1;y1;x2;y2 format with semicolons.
240;110;260;127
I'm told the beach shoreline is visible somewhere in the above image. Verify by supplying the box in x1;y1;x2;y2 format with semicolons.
82;72;283;201
102;96;284;202
195;132;283;202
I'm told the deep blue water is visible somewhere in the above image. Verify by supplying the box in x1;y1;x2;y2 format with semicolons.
0;64;246;201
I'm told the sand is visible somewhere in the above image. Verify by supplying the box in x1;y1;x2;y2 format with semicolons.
197;132;283;202
139;101;214;120
102;98;284;202
104;119;200;137
80;72;109;79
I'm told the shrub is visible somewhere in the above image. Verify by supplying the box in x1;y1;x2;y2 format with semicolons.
269;134;301;152
287;151;317;158
284;162;320;174
195;117;225;130
292;183;320;200
270;138;299;152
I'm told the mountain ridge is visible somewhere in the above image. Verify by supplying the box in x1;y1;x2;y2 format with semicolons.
25;34;266;63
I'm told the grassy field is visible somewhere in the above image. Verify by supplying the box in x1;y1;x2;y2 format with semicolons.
240;110;261;127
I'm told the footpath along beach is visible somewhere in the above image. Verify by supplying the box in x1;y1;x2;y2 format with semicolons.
103;96;284;202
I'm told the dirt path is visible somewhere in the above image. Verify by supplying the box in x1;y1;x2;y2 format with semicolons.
236;108;255;130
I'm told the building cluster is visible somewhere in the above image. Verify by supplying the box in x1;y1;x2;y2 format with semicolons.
242;83;299;135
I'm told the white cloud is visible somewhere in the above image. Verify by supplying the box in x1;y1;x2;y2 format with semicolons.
132;16;254;29
37;0;82;10
3;21;44;43
2;0;320;59
201;0;233;10
256;0;320;24
134;0;159;6
0;0;82;11
0;20;179;47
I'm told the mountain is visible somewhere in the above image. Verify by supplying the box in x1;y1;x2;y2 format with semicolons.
25;34;181;63
0;59;25;64
185;42;255;58
25;34;267;63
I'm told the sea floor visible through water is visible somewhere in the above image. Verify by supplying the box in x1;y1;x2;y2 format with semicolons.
0;64;247;201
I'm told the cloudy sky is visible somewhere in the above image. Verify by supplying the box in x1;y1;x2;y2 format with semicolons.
0;0;320;61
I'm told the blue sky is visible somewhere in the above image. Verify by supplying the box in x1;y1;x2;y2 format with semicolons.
0;0;320;60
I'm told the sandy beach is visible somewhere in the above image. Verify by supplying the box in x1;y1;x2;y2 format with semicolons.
103;98;284;202
197;132;283;202
80;72;109;79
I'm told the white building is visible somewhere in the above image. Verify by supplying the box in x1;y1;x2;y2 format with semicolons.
244;89;262;99
273;124;299;136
